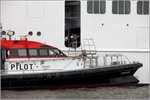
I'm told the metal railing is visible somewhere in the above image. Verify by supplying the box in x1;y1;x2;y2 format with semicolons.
101;54;131;66
83;55;98;68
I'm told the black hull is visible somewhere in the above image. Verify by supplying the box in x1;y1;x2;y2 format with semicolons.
1;63;142;90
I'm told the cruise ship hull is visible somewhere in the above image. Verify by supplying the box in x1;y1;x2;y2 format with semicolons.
1;63;142;90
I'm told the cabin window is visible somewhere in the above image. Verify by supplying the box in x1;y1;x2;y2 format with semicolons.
87;0;106;14
112;0;130;14
65;1;81;48
10;49;18;56
10;49;27;57
29;49;38;56
49;49;57;56
48;49;66;56
39;49;48;56
53;49;65;56
137;1;149;15
18;49;27;56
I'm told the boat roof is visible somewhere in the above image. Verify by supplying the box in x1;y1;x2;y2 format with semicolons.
0;39;56;49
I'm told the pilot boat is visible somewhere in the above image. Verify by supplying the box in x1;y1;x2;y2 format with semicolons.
0;30;142;89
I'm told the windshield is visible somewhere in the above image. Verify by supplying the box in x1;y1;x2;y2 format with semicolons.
52;48;66;56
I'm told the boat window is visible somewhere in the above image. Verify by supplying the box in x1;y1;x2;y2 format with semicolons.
10;49;18;56
39;49;48;56
18;49;27;56
87;0;93;13
53;49;65;56
137;1;149;15
87;0;106;14
48;49;57;56
29;49;38;56
94;0;100;14
112;0;130;14
49;49;66;56
10;49;27;57
65;0;81;48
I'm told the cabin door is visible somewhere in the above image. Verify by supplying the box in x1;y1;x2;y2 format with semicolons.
65;0;81;48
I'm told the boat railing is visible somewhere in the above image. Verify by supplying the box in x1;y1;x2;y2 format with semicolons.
98;54;131;67
83;54;98;68
67;38;97;57
67;38;99;68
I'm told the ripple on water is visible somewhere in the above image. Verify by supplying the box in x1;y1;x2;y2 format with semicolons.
1;85;149;99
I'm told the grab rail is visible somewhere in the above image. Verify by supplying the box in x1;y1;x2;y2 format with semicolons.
103;54;131;66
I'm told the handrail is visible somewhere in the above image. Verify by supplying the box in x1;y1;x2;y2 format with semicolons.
102;54;131;66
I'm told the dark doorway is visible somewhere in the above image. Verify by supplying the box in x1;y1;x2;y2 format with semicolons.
65;1;81;48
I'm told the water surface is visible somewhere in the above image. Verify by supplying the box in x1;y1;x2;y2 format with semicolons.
1;85;149;99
